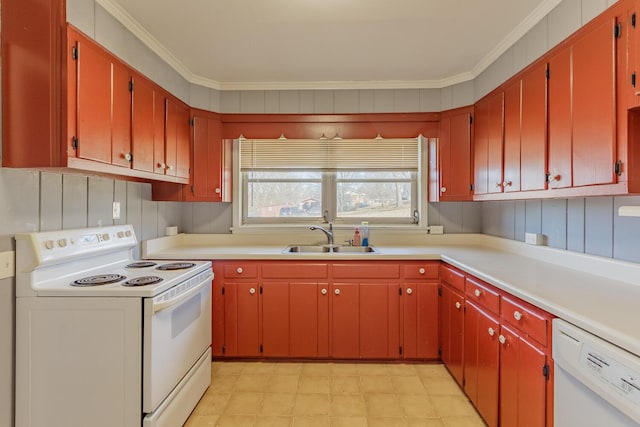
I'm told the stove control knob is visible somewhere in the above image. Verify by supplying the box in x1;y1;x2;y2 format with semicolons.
102;233;110;241
117;231;125;238
44;240;54;250
125;230;132;237
57;239;67;248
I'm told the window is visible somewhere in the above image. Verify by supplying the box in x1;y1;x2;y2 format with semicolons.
237;137;424;227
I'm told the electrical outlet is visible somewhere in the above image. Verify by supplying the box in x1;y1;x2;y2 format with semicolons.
525;232;544;245
429;225;444;234
0;251;15;279
112;202;121;220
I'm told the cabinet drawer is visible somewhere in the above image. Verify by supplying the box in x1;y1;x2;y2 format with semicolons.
223;263;259;278
332;263;400;279
440;264;465;293
261;262;328;279
465;276;500;314
403;262;439;279
500;296;548;346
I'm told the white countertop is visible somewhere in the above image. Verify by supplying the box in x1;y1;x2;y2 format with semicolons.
143;232;640;358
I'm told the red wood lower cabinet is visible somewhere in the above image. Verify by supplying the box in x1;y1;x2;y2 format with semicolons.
464;300;500;427
261;281;290;357
224;281;260;357
359;283;400;359
499;324;547;427
331;283;360;358
211;276;225;357
439;283;465;385
403;282;439;359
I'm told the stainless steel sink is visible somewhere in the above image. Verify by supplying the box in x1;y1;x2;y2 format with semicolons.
283;245;376;253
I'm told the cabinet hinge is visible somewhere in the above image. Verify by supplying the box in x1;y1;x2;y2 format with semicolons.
438;346;442;357
542;363;550;381
221;286;225;295
190;185;194;193
399;287;402;296
546;68;550;79
399;346;403;355
469;115;473;125
469;183;474;192
633;72;637;89
615;160;623;176
259;344;263;353
260;286;263;295
463;306;466;314
222;346;226;355
190;118;195;126
72;46;78;60
438;287;442;296
615;22;622;39
128;81;134;92
72;136;79;150
633;12;637;28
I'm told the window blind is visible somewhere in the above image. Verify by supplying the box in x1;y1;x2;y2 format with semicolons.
239;138;419;171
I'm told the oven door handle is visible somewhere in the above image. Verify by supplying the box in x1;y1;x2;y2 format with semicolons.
153;272;213;314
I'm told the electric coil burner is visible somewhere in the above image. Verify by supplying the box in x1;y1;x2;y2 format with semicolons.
71;274;127;287
123;276;163;287
156;262;196;271
126;261;158;268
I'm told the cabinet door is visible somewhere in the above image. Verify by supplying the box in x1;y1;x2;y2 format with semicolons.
261;281;290;357
224;281;260;357
520;62;547;191
211;273;225;357
359;283;400;359
439;109;473;200
502;80;521;192
474;99;489;195
403;282;439;359
572;16;617;187
111;61;132;168
190;115;230;201
440;284;465;385
165;99;190;179
331;283;360;358
499;324;547;427
487;92;505;194
289;282;330;358
475;305;500;427
547;46;573;189
131;77;158;173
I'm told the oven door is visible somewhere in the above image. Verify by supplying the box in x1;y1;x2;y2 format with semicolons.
142;271;212;413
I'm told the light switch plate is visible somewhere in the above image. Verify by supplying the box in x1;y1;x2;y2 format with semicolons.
0;251;15;279
112;201;121;220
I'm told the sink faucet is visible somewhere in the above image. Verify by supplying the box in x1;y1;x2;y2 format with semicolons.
309;222;334;245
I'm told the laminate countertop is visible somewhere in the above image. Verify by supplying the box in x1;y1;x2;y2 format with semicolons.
143;233;640;357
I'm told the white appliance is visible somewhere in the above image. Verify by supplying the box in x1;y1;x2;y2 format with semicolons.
15;225;213;427
553;318;640;426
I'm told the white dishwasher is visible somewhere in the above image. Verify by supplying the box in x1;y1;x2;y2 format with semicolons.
553;319;640;426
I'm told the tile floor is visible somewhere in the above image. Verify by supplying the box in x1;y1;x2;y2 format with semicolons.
184;362;486;427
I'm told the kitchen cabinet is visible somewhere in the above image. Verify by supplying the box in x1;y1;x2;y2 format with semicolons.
402;282;439;359
474;91;504;195
439;264;465;385
131;75;166;174
224;280;261;357
502;80;521;193
165;98;191;180
288;282;330;358
520;62;548;191
437;107;474;201
547;45;573;189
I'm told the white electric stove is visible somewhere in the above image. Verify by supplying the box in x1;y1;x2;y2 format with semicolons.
15;225;213;427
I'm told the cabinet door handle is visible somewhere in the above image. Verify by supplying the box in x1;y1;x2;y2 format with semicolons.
503;180;512;187
124;153;132;162
167;165;174;171
321;288;327;295
334;289;341;295
440;186;447;193
236;267;243;274
215;188;221;194
513;311;522;321
496;182;503;188
474;289;481;297
157;163;166;169
249;287;256;295
499;335;506;344
406;288;413;295
488;327;495;336
547;174;560;183
418;268;425;274
455;301;461;309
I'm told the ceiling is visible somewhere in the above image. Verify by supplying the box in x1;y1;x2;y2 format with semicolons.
101;0;560;90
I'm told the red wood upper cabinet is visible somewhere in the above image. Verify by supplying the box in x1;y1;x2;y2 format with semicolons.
572;15;618;187
132;76;164;174
403;282;439;359
474;91;504;195
165;98;190;179
547;45;573;189
473;97;490;195
438;107;474;200
520;62;548;191
111;61;133;168
502;80;521;193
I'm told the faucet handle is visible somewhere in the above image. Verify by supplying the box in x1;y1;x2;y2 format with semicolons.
329;221;333;231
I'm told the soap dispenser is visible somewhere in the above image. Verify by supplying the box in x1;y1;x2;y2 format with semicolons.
353;228;361;246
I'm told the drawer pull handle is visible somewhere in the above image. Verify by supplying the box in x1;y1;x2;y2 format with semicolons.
419;268;425;274
406;288;413;295
499;335;506;344
335;289;341;295
441;186;447;193
455;301;461;309
474;289;481;297
488;327;495;336
513;311;523;321
236;267;243;274
321;288;327;295
249;287;256;295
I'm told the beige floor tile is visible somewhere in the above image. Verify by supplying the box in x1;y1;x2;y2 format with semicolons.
292;415;330;427
261;393;296;416
387;363;420;376
235;374;272;392
359;375;394;393
415;364;453;379
268;375;300;393
406;418;446;427
211;375;240;393
298;375;330;393
293;394;330;415
212;362;246;376
421;377;466;396
255;415;294;427
182;414;219;427
330;364;360;376
367;417;407;427
244;362;279;374
330;376;361;394
392;376;428;394
429;395;478;418
398;394;437;417
271;363;303;375
329;395;367;417
225;392;264;415
301;363;332;376
441;415;486;427
215;414;256;427
191;392;230;416
358;363;391;376
329;416;368;427
364;393;404;417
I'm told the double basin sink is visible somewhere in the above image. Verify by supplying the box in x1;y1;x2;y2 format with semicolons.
283;245;376;253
